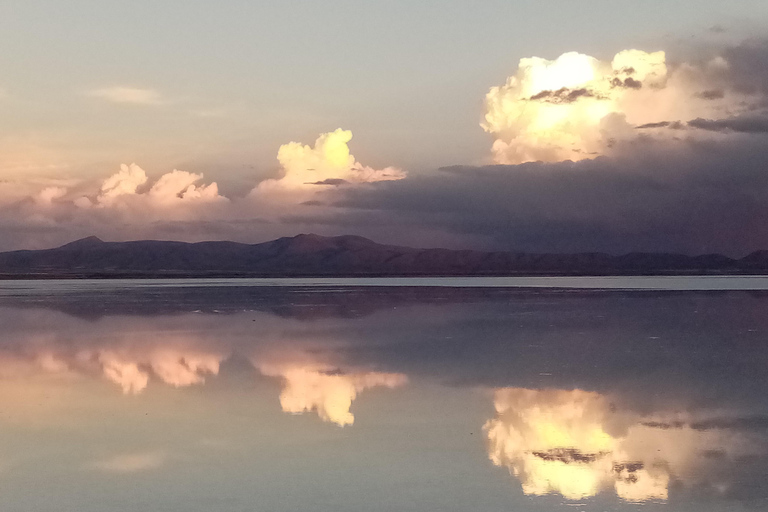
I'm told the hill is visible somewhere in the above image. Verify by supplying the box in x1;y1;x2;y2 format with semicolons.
0;234;761;278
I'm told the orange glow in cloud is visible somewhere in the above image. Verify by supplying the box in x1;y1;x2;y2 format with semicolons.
147;169;222;204
253;128;405;198
74;163;226;209
482;49;731;164
97;163;148;203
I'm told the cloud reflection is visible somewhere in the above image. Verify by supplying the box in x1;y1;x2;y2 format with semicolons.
257;363;407;426
483;388;755;503
82;338;226;395
90;451;166;473
0;309;408;427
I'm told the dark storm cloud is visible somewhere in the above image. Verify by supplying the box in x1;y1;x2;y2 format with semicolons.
315;137;768;256
722;39;768;96
635;121;686;130
695;88;726;100
688;115;768;133
529;87;597;103
610;77;643;89
307;178;350;186
643;416;768;432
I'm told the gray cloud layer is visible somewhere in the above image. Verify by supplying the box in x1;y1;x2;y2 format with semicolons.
319;137;768;256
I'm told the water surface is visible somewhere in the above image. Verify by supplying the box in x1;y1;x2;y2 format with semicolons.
0;279;766;511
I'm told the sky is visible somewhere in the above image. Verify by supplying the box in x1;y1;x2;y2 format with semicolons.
3;1;768;254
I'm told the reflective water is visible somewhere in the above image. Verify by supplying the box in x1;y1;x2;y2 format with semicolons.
0;280;766;511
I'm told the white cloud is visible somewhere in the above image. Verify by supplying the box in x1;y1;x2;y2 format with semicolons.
253;128;405;196
98;163;148;204
148;169;223;205
73;163;226;210
482;49;735;164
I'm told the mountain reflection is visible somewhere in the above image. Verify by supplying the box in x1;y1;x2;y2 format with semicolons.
484;387;759;503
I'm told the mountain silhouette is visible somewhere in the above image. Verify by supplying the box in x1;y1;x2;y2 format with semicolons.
0;234;763;278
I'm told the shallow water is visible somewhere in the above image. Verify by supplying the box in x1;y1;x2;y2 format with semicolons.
0;279;766;511
3;274;768;293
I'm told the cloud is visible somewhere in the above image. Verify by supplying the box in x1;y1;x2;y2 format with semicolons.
644;416;768;432
91;451;166;473
481;49;670;164
148;169;223;204
635;121;685;129
0;128;403;250
688;114;768;133
480;42;768;165
695;89;726;100
721;39;768;97
96;163;148;204
88;86;163;105
325;135;768;255
35;186;67;206
303;41;768;255
2;40;768;255
75;163;226;210
252;129;405;197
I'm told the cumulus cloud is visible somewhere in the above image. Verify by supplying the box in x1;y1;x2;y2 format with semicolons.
480;44;766;164
96;163;148;204
88;86;163;105
74;163;226;210
482;50;666;164
252;129;405;198
0;127;406;250
148;169;222;204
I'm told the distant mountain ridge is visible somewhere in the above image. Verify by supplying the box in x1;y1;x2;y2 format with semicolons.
0;234;767;278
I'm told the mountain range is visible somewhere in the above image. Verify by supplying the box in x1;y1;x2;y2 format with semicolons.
1;234;767;278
